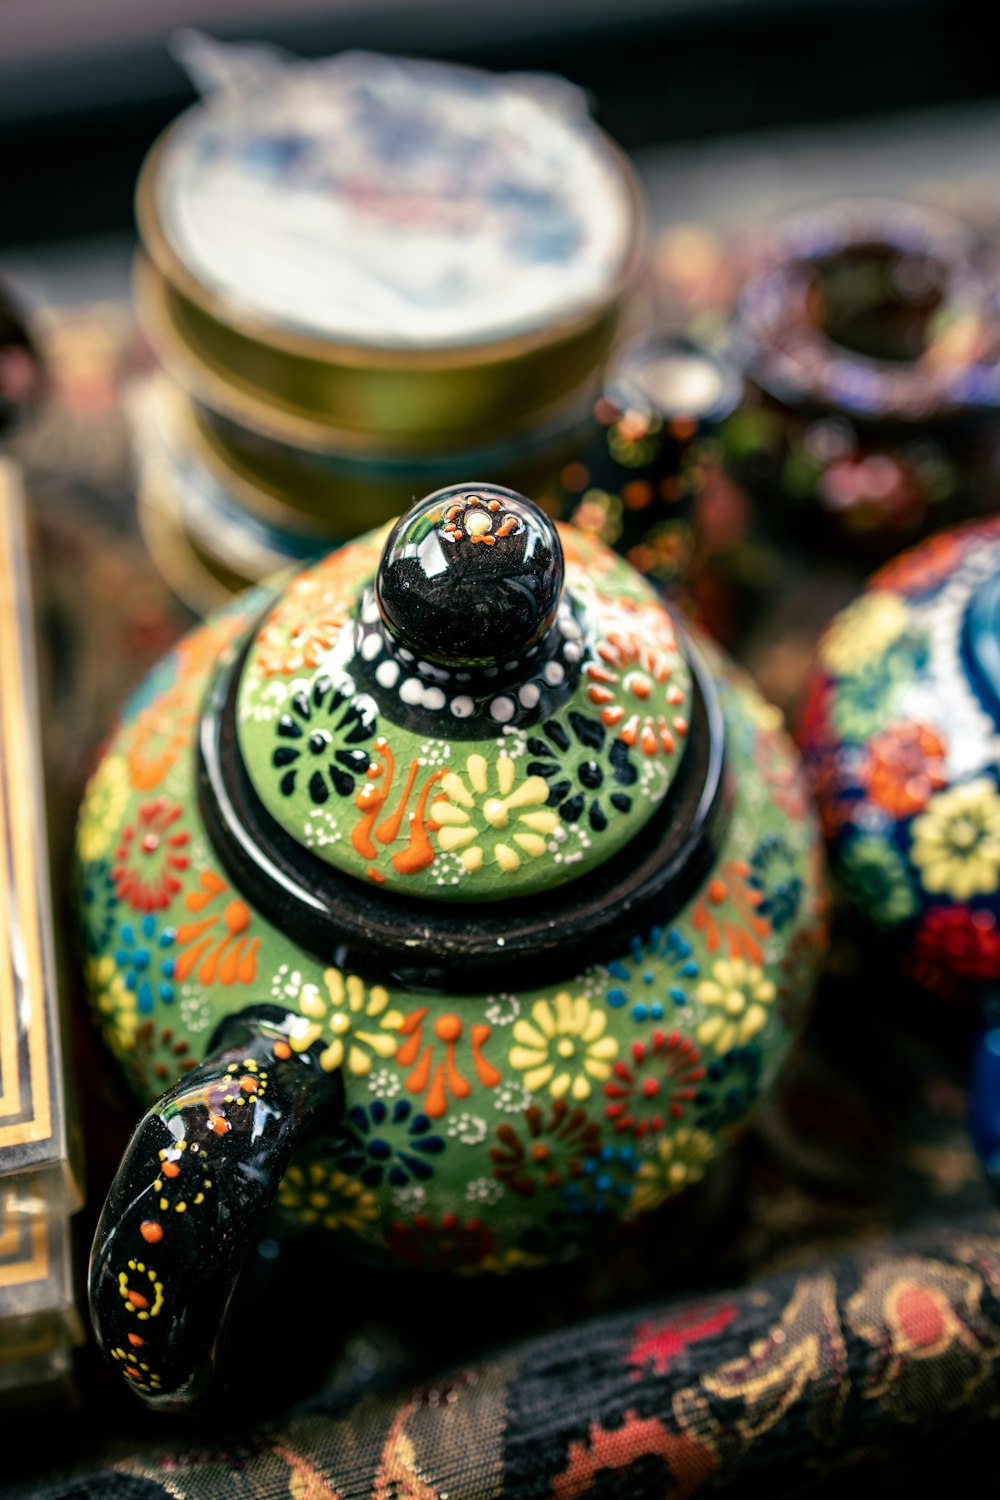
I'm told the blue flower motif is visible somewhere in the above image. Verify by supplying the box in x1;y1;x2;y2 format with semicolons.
115;914;175;1014
335;1099;445;1189
606;926;700;1022
562;1143;639;1216
749;834;804;933
694;1046;763;1133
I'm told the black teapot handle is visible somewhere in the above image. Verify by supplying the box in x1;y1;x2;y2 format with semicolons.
88;1005;344;1409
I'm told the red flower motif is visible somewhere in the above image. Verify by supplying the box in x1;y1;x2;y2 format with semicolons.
384;1213;496;1273
604;1031;705;1136
112;798;190;912
583;626;688;758
913;906;1000;985
865;721;947;819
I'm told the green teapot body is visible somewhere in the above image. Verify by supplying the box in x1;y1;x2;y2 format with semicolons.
79;490;825;1404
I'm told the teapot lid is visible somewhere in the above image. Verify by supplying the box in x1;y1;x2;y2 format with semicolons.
233;485;694;902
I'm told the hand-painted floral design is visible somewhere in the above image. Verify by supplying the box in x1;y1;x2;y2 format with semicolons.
79;858;118;955
489;1100;602;1196
290;967;403;1076
582;624;689;757
819;591;911;677
432;752;559;873
604;1031;705;1135
526;713;638;832
692;861;771;963
77;753;130;862
509;993;618;1101
173;871;259;986
695;1045;763;1133
396;1009;501;1118
748;834;804;933
606;925;700;1022
87;953;138;1054
115;914;176;1015
252;546;371;677
839;834;917;928
695;958;776;1054
870;527;967;597
122;614;247;791
828;652;914;742
383;1212;496;1273
276;1162;379;1233
864;721;947;819
334;1099;445;1188
350;740;445;879
562;1142;640;1216
270;676;377;804
77;511;823;1277
112;797;190;912
913;906;1000;984
627;1128;717;1214
910;778;1000;901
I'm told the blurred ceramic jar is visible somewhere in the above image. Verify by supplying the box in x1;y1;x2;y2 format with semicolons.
724;199;1000;550
800;517;1000;1170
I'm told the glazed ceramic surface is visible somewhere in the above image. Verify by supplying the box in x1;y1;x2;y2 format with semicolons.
559;332;742;593
79;487;825;1403
802;516;1000;982
726;200;1000;545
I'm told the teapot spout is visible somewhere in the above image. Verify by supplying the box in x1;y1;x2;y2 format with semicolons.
89;1004;344;1408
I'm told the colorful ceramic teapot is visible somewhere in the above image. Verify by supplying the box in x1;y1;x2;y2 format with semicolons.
79;484;826;1407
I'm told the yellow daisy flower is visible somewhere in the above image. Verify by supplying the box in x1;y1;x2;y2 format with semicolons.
77;753;131;862
820;592;910;677
695;957;776;1054
278;1163;379;1233
434;752;560;874
509;991;618;1101
288;967;404;1075
628;1128;717;1215
910;778;1000;901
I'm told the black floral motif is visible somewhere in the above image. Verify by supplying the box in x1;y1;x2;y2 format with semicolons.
80;857;119;955
271;675;377;805
334;1099;445;1188
694;1045;763;1133
526;712;638;833
749;833;804;933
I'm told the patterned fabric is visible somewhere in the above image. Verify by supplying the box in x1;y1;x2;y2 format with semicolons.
4;305;1000;1496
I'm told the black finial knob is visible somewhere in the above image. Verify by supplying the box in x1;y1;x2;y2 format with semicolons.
375;484;564;669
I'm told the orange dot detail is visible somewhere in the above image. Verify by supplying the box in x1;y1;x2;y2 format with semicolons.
162;1161;181;1179
273;1040;292;1060
225;901;250;935
434;1014;462;1043
140;1221;164;1244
